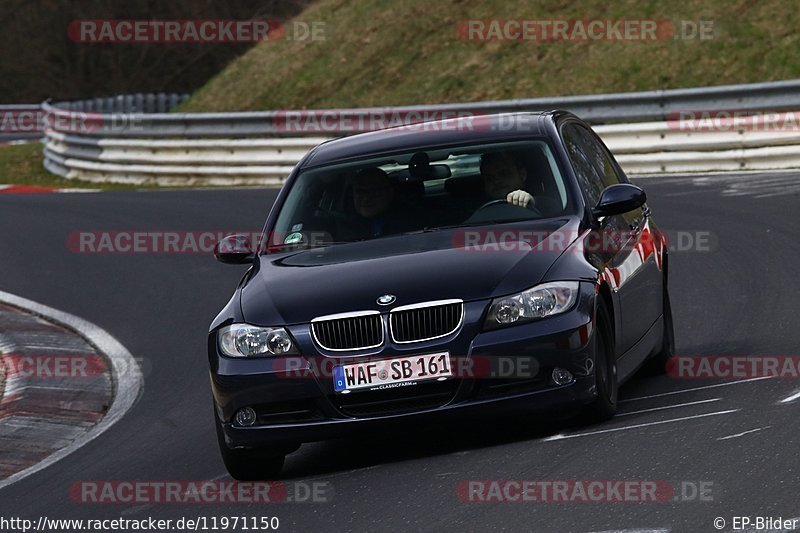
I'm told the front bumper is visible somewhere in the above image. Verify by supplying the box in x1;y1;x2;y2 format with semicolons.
210;284;598;449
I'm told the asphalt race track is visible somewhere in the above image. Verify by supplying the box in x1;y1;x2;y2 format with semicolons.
1;172;799;532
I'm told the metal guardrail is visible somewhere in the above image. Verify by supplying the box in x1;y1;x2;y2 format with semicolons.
1;94;188;142
43;79;800;136
40;80;800;184
43;131;324;185
600;115;800;173
46;93;190;114
0;104;44;142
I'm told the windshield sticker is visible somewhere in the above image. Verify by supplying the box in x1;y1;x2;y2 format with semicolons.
284;232;304;244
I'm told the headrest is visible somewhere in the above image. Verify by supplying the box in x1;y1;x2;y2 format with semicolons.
445;175;484;197
397;179;424;200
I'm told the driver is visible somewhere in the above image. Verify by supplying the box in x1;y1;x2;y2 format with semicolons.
479;151;535;208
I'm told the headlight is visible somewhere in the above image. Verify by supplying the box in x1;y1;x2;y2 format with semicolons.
485;281;579;329
218;324;298;358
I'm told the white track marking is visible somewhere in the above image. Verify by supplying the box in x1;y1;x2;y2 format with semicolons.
754;185;800;198
620;376;774;403
779;389;800;404
0;289;143;490
717;426;770;441
617;398;721;417
542;410;740;442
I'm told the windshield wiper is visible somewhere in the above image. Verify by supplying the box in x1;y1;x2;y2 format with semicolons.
402;221;509;235
263;241;354;253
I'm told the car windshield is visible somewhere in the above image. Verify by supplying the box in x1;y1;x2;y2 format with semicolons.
266;139;569;253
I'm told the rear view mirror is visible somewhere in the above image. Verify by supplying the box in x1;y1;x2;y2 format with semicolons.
214;234;254;264
408;151;452;180
410;163;451;180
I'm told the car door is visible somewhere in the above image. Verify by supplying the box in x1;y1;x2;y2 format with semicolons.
561;121;662;357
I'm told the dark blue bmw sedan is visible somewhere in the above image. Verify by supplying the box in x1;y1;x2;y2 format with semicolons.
209;111;674;479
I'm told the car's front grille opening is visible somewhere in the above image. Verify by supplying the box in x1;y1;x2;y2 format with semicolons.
311;313;383;351
334;379;459;417
253;400;324;425
475;376;548;398
390;300;463;343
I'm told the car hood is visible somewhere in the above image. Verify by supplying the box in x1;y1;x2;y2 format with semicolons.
241;218;579;325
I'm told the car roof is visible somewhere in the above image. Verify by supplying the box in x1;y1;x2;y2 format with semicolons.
300;111;568;168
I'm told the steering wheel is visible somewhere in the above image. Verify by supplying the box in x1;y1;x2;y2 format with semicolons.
474;198;543;217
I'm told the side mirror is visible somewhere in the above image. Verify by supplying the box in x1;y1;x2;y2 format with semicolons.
214;234;254;264
593;184;646;218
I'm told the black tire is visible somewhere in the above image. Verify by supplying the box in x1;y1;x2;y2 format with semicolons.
643;288;676;375
584;301;618;422
214;410;286;480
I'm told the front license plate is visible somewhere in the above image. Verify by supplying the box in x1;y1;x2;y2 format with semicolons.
333;352;452;393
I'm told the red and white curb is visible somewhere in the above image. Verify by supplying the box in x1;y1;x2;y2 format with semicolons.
0;184;100;194
0;290;142;489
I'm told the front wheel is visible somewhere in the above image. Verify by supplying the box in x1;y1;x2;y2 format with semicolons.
214;410;286;480
584;302;618;422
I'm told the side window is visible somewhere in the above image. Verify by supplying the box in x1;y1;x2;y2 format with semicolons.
581;127;642;226
588;129;627;188
561;123;622;206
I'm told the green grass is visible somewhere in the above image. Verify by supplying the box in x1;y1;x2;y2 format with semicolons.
13;0;800;189
0;143;270;190
0;143;151;190
0;142;56;186
180;0;800;112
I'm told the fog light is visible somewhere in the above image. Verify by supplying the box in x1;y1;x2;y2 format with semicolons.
552;367;574;386
234;407;257;427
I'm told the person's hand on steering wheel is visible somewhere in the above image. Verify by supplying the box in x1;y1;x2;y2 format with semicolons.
506;189;535;208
